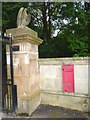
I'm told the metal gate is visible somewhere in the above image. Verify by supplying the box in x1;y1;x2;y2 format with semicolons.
2;33;17;113
2;84;17;112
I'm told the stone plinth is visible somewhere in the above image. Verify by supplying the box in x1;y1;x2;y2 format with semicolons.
6;27;43;115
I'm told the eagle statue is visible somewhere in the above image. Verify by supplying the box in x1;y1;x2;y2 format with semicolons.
17;7;31;28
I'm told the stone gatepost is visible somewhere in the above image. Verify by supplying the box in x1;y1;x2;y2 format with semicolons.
6;27;43;115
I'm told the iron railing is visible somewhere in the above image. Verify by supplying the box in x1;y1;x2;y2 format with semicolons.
1;32;17;113
2;84;17;113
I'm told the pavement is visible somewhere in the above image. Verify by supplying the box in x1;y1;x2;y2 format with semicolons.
1;104;89;119
31;104;88;118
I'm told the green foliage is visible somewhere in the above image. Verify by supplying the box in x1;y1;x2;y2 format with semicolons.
2;2;28;31
57;2;89;57
2;2;90;58
74;53;90;57
39;35;73;58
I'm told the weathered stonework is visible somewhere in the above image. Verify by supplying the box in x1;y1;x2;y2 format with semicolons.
6;27;43;115
39;57;90;112
6;27;90;114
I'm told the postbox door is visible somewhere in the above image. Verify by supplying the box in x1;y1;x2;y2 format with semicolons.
62;65;74;92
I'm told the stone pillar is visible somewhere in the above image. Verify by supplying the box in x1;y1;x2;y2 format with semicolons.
6;27;43;115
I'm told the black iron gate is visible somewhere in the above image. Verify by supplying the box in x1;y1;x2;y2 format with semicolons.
2;33;17;113
2;84;17;112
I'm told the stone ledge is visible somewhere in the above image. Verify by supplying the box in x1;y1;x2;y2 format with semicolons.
39;57;89;65
41;90;89;98
12;34;43;45
6;27;37;37
6;27;43;45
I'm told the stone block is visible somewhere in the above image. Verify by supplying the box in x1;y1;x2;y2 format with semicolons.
41;92;89;112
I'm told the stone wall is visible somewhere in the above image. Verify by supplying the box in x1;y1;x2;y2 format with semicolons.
6;27;90;114
39;57;90;112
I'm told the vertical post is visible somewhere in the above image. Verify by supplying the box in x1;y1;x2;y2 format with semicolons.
9;34;14;85
2;33;17;112
12;85;17;111
8;34;13;111
0;32;2;113
9;34;17;111
9;34;14;111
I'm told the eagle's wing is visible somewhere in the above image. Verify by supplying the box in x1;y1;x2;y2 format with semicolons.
21;8;31;26
25;14;31;26
17;7;24;27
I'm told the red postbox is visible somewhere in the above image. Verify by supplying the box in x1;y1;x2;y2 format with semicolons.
62;65;74;92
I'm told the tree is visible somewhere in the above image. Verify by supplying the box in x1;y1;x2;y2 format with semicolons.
2;2;89;58
2;2;28;32
85;2;90;54
57;2;89;56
